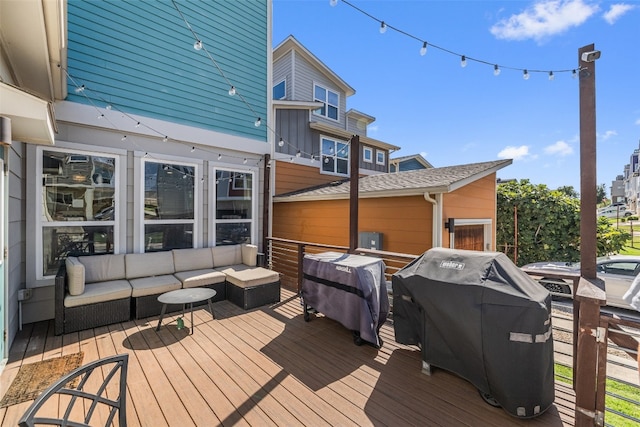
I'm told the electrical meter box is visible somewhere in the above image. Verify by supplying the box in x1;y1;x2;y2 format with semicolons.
359;232;383;250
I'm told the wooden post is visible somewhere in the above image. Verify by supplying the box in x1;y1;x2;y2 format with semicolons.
262;154;270;264
349;135;360;252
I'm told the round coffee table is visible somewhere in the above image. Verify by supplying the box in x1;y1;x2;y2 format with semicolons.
155;288;217;334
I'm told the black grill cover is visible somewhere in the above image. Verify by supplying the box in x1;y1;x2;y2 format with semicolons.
393;248;554;418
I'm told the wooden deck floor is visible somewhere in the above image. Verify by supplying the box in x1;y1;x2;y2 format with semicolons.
1;288;575;426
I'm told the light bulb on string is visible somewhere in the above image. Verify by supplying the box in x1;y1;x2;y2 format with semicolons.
493;65;500;76
74;84;85;93
278;138;284;147
228;86;236;96
98;114;104;119
324;157;329;164
572;69;577;79
460;55;467;68
296;150;301;158
311;155;315;163
420;42;427;56
379;21;387;34
254;117;261;127
105;104;112;110
217;154;222;160
194;40;203;50
190;146;195;152
243;158;248;164
121;135;127;142
135;122;141;128
523;70;530;80
290;157;294;163
548;71;554;81
163;136;168;142
329;0;338;6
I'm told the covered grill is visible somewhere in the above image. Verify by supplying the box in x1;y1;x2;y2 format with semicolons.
393;248;554;418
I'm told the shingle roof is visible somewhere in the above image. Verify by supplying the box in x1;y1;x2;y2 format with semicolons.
274;159;512;202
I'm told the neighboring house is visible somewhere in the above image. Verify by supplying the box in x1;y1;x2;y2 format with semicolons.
271;35;400;196
610;175;625;206
390;154;434;172
0;0;270;357
273;159;513;255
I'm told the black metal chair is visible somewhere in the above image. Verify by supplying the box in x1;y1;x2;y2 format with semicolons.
18;354;129;427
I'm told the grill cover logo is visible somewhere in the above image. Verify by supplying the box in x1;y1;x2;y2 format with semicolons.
439;260;465;270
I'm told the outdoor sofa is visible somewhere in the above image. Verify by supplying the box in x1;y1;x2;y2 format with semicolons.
54;244;281;335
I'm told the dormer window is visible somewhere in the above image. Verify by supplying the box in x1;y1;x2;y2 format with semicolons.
313;84;339;121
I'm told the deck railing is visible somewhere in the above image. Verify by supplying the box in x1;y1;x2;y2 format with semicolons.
266;238;640;426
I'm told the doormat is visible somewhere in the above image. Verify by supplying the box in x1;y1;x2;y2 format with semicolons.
0;352;84;408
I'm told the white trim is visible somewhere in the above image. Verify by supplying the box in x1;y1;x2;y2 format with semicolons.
33;143;126;282
376;149;386;166
209;165;259;247
363;147;373;163
452;218;493;251
135;152;203;252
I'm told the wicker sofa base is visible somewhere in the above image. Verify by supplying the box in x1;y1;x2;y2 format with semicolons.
133;282;226;319
59;298;131;335
226;280;280;310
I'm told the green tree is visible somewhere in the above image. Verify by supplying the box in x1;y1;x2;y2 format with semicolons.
557;185;579;198
497;180;629;266
596;183;607;204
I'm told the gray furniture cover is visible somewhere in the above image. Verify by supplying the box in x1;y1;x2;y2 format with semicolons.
302;251;389;347
393;247;554;418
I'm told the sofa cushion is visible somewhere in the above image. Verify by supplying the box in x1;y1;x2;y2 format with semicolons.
78;254;126;284
212;245;241;268
173;248;213;272
126;252;175;279
65;257;85;296
241;244;258;267
219;265;280;288
129;274;181;297
64;280;132;308
174;269;226;288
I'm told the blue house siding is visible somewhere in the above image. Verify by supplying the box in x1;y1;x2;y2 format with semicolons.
66;0;268;142
391;158;427;172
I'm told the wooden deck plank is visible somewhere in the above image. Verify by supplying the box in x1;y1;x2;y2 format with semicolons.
0;289;575;426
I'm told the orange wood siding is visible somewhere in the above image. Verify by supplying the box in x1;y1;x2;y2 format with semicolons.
273;195;433;256
442;173;497;249
274;161;345;196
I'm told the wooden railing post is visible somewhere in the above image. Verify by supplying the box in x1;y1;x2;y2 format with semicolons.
573;277;606;427
297;243;305;295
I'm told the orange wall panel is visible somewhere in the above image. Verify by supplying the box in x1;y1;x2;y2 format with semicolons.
274;161;344;196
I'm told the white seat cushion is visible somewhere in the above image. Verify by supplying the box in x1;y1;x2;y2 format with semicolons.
212;245;241;267
126;252;175;279
79;254;126;283
129;274;181;297
64;280;131;308
219;265;280;288
174;269;226;288
65;257;85;296
173;248;213;272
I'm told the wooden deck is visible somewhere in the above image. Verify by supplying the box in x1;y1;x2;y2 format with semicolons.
1;288;575;426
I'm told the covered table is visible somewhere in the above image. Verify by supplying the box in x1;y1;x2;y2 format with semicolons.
302;251;388;347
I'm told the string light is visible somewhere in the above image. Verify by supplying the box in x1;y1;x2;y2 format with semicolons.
135;121;141;128
254;117;261;127
105;104;112;110
218;153;222;160
243;158;248;164
296;150;301;158
460;55;467;68
278;138;284;147
163;136;168;142
493;64;500;76
548;71;554;81
228;86;236;96
121;135;127;141
193;40;202;50
98;113;104;119
523;70;530;80
74;84;85;93
190;146;195;152
335;0;576;79
329;0;338;6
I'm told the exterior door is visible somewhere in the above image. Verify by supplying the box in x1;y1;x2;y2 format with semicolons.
454;224;485;251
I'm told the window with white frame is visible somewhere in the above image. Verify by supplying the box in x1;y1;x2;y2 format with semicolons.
313;84;339;121
214;169;254;246
321;137;349;176
273;80;286;100
142;160;196;252
363;147;373;163
39;148;118;277
376;149;386;166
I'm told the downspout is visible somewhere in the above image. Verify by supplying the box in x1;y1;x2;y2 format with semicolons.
424;192;443;248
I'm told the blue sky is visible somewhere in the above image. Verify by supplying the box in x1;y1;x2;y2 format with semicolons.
272;0;639;194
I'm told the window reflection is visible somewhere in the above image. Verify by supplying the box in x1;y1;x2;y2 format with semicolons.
42;226;114;276
215;170;253;245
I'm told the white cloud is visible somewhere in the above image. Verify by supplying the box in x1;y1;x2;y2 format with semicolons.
635;118;640;125
603;4;636;24
498;145;533;161
544;140;573;156
420;151;428;159
599;130;618;140
368;125;379;133
490;0;599;42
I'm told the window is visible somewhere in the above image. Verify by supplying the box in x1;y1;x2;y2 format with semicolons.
363;147;373;163
376;150;386;166
213;169;254;246
321;137;349;176
39;149;118;277
273;80;286;100
313;84;339;120
142;160;196;252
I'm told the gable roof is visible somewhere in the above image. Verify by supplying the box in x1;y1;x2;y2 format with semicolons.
390;154;434;169
273;35;355;97
274;159;512;202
